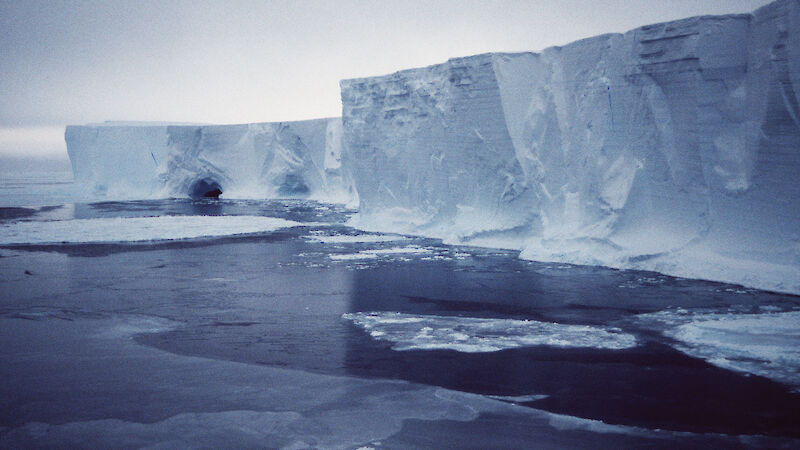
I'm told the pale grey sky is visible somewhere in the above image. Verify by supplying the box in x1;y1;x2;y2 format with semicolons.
0;0;774;159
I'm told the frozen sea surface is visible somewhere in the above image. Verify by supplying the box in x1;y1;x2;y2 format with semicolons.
0;215;301;245
342;311;638;352
637;309;800;392
1;173;799;447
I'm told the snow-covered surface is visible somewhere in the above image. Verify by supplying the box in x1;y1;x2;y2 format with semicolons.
341;0;800;294
65;119;357;205
638;309;800;390
342;311;637;352
0;215;299;245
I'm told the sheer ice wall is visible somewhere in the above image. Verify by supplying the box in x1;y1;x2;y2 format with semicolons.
341;0;800;294
65;119;356;204
63;0;799;293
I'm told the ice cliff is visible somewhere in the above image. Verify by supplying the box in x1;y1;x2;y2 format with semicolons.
340;0;800;294
65;0;799;294
65;119;356;204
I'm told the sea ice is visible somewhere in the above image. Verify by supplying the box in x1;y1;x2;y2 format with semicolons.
638;309;800;390
329;246;432;260
342;311;637;352
304;233;409;244
0;215;300;245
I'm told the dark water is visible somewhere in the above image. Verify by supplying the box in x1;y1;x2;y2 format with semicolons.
1;199;799;445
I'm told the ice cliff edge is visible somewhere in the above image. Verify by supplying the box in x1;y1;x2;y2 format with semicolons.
340;0;800;294
65;119;356;204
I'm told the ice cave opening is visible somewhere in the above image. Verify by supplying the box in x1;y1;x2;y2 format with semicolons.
278;174;310;196
189;178;223;199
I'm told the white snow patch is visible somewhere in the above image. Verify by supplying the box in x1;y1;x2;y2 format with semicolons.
305;234;409;244
0;215;300;245
329;253;379;261
362;246;430;255
342;312;637;352
639;310;800;390
329;246;431;260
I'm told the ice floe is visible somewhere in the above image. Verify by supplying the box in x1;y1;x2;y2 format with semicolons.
342;311;637;352
638;309;800;390
305;233;409;244
329;246;432;260
0;215;300;245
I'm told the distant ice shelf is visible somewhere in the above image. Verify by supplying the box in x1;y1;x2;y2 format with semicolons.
65;0;800;294
65;119;358;205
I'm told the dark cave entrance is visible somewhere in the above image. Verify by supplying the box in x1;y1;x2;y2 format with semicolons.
189;178;223;199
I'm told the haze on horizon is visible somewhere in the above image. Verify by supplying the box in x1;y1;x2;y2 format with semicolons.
0;0;773;162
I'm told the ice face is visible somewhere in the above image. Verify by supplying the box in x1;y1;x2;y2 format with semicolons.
340;0;800;294
65;124;172;200
341;54;537;241
65;119;356;205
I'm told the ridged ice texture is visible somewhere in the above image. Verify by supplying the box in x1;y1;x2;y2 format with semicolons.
65;119;356;204
341;55;537;238
341;0;800;294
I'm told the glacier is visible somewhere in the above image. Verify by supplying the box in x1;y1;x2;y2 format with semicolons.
65;0;799;294
65;119;356;205
340;0;800;294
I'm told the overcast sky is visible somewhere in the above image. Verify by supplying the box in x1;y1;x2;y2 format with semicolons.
0;0;773;159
